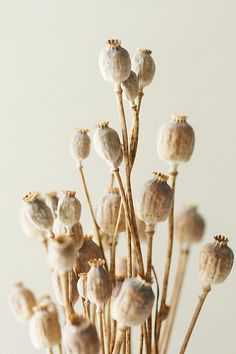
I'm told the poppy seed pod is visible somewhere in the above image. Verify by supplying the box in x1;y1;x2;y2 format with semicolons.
57;191;82;234
136;172;174;225
132;49;156;90
45;192;59;218
52;269;79;306
93;121;123;171
96;188;126;236
175;205;205;246
71;128;91;163
77;273;88;301
63;315;100;354
99;39;131;84
29;305;61;350
157;115;195;170
38;295;58;317
74;235;103;274
48;236;77;273
19;207;46;238
199;236;234;286
121;70;139;107
9;282;37;322
87;259;110;307
23;192;54;235
53;218;84;250
111;276;155;327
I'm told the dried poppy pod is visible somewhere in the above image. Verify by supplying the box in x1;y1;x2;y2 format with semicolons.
116;257;127;280
93;121;123;171
77;273;88;301
121;70;139;107
157;115;195;171
57;190;82;234
52;269;79;306
199;236;234;286
71;128;91;163
9;282;37;322
45;192;59;218
23;192;54;235
53;218;84;250
99;39;131;84
132;49;156;90
38;295;58;317
29;305;61;350
74;235;103;274
87;259;110;308
175;205;205;247
96;188;125;236
19;207;46;238
63;314;100;354
111;276;155;327
48;236;77;273
136;172;174;226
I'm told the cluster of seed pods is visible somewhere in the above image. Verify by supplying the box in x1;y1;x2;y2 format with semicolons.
10;38;234;354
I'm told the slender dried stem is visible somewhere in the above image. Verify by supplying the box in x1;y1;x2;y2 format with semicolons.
126;327;131;354
129;105;139;170
60;271;73;322
179;285;211;354
107;299;111;354
110;320;117;353
110;200;123;286
136;90;144;115
153;265;160;354
78;163;107;269
160;247;190;354
110;172;115;189
139;326;144;354
113;326;126;354
155;171;178;352
57;343;62;354
47;349;53;354
98;307;105;354
146;226;155;282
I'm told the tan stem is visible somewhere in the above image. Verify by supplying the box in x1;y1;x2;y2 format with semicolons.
60;272;73;322
78;163;107;269
126;327;131;354
153;266;160;354
47;348;53;354
129;106;139;170
122;332;126;354
179;285;211;354
113;169;144;277
113;326;126;354
57;343;62;354
143;322;148;354
146;226;155;282
139;326;144;354
107;298;111;354
136;90;144;115
160;247;189;354
98;307;105;354
155;171;177;352
110;172;115;189
110;200;123;286
110;320;117;353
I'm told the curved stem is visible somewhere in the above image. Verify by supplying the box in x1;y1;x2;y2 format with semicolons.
155;171;178;352
78;163;107;269
160;247;190;354
179;285;211;354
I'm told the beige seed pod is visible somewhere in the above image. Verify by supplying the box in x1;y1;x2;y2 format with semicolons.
121;70;139;106
136;172;174;225
57;190;82;234
74;235;103;274
48;236;77;273
9;282;37;322
132;49;156;90
77;273;88;301
45;192;59;218
53;218;84;250
175;205;205;247
51;269;79;306
87;259;110;307
96;188;126;236
116;257;127;280
38;295;58;317
29;305;61;350
111;276;155;326
157;115;195;171
93;121;123;170
99;39;131;84
19;207;46;238
23;192;54;235
63;314;100;354
71;128;91;163
199;236;234;286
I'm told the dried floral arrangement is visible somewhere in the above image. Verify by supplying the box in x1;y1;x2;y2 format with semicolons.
9;39;234;354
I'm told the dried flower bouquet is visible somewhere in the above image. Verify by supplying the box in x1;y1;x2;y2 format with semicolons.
10;39;234;354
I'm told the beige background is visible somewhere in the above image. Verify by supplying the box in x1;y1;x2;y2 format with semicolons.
0;0;235;353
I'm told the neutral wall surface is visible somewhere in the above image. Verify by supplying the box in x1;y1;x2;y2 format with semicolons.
1;1;235;353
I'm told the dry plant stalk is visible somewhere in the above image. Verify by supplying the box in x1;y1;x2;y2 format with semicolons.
12;39;234;354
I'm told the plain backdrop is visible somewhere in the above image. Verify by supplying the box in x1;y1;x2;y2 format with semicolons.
0;1;235;353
